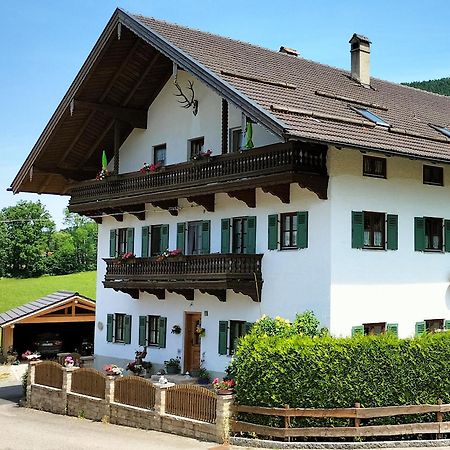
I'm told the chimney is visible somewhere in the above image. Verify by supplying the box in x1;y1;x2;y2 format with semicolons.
349;33;371;86
279;46;299;57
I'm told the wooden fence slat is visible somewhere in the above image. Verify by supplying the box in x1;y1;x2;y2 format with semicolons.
34;361;63;389
165;385;217;423
114;376;156;409
71;368;106;399
232;420;447;438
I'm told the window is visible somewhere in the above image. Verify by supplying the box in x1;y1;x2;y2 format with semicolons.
109;228;135;257
229;321;246;354
141;225;169;258
177;221;210;255
280;213;298;249
425;217;443;251
218;320;253;355
139;315;167;348
232;217;248;254
114;313;126;342
153;144;166;166
106;313;132;344
229;127;242;152
423;165;443;186
353;107;390;127
415;217;450;252
425;319;444;333
363;155;386;178
363;212;385;249
189;137;204;160
352;211;398;250
429;123;450;138
352;323;398;337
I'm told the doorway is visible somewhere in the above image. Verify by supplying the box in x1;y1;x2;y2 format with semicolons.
184;312;201;374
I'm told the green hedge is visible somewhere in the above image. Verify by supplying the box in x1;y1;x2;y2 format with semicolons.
231;321;450;426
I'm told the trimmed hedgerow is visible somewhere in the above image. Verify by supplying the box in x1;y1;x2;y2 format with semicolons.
230;316;450;428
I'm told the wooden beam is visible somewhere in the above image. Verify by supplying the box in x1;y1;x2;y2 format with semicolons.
113;121;120;175
227;188;256;208
199;289;226;302
186;194;215;212
114;288;139;299
73;100;147;129
19;315;95;324
33;166;92;181
2;326;13;354
262;184;290;203
151;199;179;215
221;99;228;154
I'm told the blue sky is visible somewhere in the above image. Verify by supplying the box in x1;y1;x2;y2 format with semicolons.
1;0;449;227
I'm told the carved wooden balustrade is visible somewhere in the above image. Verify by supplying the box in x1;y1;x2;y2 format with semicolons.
69;141;328;219
103;253;263;302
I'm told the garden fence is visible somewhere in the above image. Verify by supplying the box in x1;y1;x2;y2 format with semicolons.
71;368;106;399
114;375;156;409
34;361;63;389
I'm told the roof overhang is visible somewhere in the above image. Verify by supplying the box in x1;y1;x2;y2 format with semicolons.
10;8;287;196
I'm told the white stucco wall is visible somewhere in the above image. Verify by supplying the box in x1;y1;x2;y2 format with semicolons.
328;146;450;338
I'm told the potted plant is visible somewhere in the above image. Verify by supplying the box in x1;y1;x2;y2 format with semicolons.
164;357;181;375
171;325;181;335
121;252;135;263
197;367;211;385
126;361;144;376
140;161;163;174
103;364;123;377
212;377;235;395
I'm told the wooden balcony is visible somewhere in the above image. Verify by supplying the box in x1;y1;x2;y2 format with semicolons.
103;253;263;302
69;141;328;220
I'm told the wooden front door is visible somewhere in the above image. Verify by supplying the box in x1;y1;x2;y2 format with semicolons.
184;312;201;373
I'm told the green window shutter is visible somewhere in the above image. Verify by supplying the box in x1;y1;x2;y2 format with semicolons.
244;322;254;335
176;223;185;252
268;214;278;250
414;217;425;251
221;218;231;253
444;320;450;330
351;211;364;249
246;216;257;254
160;224;169;253
202;220;211;254
444;220;450;252
218;321;228;355
415;321;426;336
124;315;132;344
141;226;149;258
126;228;135;253
386;214;398;250
139;316;147;346
158;317;167;348
106;314;114;342
351;325;364;337
386;323;398;337
109;230;117;257
297;211;309;249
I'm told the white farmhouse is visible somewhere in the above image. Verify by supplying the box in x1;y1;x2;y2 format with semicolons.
11;9;450;374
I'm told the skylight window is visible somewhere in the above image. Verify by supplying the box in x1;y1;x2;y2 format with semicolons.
352;107;390;127
429;123;450;138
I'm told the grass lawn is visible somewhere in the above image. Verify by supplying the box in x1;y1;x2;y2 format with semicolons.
0;271;96;314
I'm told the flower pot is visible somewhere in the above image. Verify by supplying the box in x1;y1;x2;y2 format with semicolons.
216;389;234;395
165;366;181;375
65;362;74;368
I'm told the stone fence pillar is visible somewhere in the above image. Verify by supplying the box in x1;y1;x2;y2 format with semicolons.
26;361;37;406
154;382;175;416
215;393;234;443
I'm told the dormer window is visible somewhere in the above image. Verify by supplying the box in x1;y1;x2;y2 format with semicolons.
429;123;450;138
352;107;390;127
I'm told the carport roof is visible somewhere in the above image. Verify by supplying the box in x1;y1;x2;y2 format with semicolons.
0;291;95;327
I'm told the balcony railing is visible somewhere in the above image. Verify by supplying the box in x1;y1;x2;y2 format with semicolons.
103;253;263;302
69;141;328;214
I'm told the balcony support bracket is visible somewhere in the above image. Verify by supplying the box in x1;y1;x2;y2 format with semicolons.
187;194;215;212
297;174;329;200
143;289;165;300
262;183;290;204
168;289;194;301
113;287;139;299
227;188;256;208
151;200;179;216
199;289;227;302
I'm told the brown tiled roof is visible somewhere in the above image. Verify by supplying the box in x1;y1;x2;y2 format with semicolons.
133;14;450;162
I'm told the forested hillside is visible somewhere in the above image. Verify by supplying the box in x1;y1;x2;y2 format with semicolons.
402;77;450;96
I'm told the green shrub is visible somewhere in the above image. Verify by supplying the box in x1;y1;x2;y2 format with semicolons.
231;317;450;427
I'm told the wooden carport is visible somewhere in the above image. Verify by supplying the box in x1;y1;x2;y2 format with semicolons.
0;291;95;355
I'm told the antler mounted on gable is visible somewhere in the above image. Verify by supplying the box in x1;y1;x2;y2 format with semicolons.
174;79;199;116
